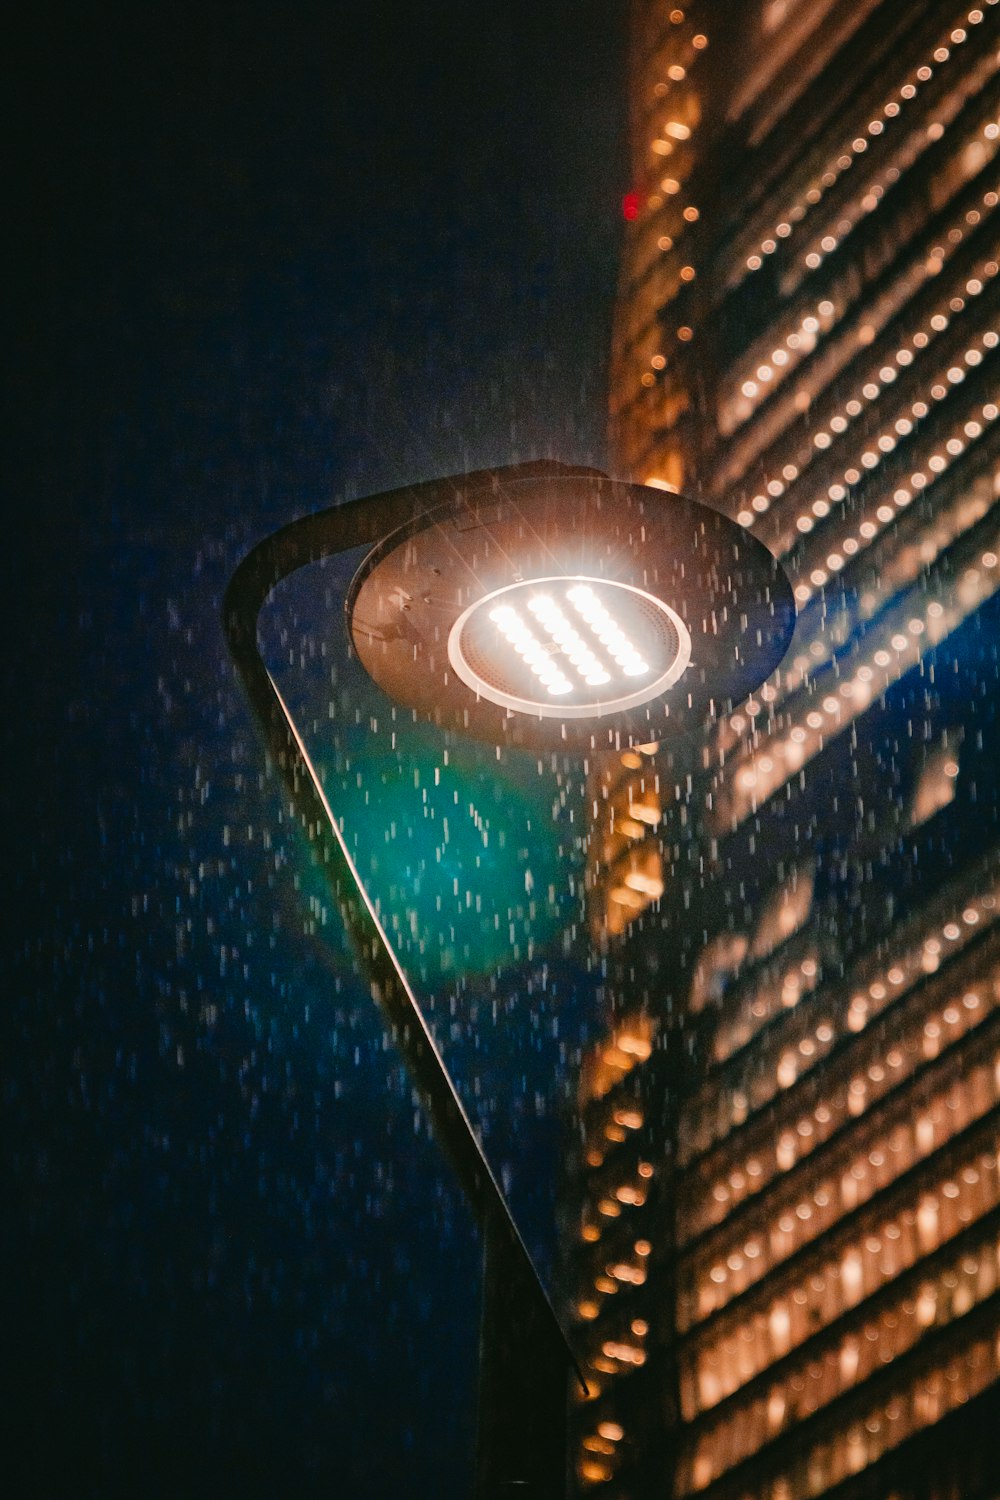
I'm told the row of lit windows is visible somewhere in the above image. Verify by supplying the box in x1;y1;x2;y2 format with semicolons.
586;1161;653;1229
719;305;834;437
710;285;1000;822
621;17;998;480
734;455;997;727
612;14;708;397
573;1302;650;1484
577;1412;626;1488
577;1246;652;1359
576;1161;654;1295
731;234;1000;540
687;1317;1000;1500
685;1205;1000;1428
620;8;961;373
574;1059;658;1407
616;233;690;354
680;954;1000;1244
588;744;665;940
729;0;997;283
682;1132;1000;1397
645;30;706;168
678;864;1000;1165
616;205;704;356
710;489;1000;832
704;840;983;1086
591;14;1000;1488
605;839;665;928
576;1016;654;1113
715;552;985;860
732;292;1000;600
792;40;1000;283
712;166;999;504
678;1222;1000;1486
707;940;822;1072
692;870;815;1020
784;331;999;603
581;1227;1000;1493
789;184;1000;480
680;1046;1000;1327
725;153;1000;440
573;1125;1000;1483
715;392;999;780
686;871;815;1036
574;1226;654;1483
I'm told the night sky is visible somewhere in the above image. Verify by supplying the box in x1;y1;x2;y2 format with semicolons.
7;5;627;1496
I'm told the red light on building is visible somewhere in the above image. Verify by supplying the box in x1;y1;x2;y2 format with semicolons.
622;192;640;221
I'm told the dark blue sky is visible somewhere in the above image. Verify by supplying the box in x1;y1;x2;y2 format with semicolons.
7;4;626;1495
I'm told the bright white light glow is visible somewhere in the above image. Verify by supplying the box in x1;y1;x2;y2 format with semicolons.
565;584;650;676
488;604;575;694
524;595;613;686
447;574;691;720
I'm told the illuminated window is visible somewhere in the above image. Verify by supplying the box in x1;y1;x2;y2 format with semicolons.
750;862;815;959
909;737;962;826
688;931;749;1013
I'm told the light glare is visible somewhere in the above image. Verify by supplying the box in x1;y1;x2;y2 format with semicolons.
449;573;693;720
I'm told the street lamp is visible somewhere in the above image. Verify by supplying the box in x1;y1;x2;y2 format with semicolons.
225;460;794;1496
345;462;791;749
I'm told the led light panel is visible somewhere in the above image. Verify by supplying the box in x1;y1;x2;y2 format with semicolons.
447;575;692;719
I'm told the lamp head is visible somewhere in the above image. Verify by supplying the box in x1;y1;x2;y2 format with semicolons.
347;467;794;750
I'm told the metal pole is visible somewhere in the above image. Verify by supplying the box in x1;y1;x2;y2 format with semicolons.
224;466;590;1493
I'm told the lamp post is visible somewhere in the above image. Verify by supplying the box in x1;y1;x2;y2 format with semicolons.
224;460;794;1495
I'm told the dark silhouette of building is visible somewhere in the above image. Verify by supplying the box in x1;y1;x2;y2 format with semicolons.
570;2;1000;1495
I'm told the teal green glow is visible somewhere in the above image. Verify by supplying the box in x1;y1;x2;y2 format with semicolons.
315;723;580;982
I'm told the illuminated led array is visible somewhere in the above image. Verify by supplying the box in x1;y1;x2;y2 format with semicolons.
488;604;574;696
524;594;612;686
567;584;650;676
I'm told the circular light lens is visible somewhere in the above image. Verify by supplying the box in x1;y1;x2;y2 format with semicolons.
447;575;691;719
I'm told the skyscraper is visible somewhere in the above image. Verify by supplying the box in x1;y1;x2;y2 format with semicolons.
571;2;1000;1494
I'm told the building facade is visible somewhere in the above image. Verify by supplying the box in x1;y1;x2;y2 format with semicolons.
571;1;1000;1495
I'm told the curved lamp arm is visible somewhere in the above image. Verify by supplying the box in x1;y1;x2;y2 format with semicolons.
224;465;595;1496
